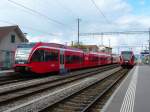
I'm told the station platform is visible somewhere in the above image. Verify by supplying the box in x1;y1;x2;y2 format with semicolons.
102;64;150;112
0;70;14;76
0;70;13;73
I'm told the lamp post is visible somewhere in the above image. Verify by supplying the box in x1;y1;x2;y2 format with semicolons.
77;18;81;48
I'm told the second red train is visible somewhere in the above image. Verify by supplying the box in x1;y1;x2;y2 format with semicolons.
120;51;136;68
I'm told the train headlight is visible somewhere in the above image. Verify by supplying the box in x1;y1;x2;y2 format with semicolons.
25;67;31;71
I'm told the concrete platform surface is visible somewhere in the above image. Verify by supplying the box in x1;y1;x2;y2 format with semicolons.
0;70;13;73
102;65;150;112
0;70;14;76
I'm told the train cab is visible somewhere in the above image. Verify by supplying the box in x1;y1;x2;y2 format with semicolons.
120;51;135;68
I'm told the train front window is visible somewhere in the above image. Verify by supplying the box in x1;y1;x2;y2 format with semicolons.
15;43;35;64
122;52;132;60
15;48;32;64
45;50;59;61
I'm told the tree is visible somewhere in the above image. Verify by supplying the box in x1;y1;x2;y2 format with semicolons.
71;42;87;49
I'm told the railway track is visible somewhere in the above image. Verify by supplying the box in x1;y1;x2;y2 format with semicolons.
0;64;118;86
0;64;119;111
0;64;118;92
41;69;129;112
0;75;26;86
0;74;37;86
84;70;128;112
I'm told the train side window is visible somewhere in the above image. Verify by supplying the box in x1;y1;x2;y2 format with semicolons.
73;55;80;63
45;50;58;61
65;54;83;64
100;57;104;61
72;55;76;63
80;56;83;64
66;55;72;64
31;49;44;62
66;55;81;64
95;56;99;62
60;54;64;64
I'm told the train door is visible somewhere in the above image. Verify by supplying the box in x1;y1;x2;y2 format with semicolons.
60;50;65;73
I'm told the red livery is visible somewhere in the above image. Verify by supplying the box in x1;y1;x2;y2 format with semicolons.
14;42;119;74
120;51;135;68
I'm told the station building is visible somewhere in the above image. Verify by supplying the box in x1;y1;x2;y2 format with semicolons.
81;45;99;52
76;44;112;54
0;25;28;69
98;45;112;53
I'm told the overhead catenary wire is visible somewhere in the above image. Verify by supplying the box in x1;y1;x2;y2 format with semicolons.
113;45;149;48
80;30;149;36
90;0;111;25
80;30;149;54
7;0;74;30
54;0;79;18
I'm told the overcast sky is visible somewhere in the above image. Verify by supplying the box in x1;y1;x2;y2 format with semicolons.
0;0;150;54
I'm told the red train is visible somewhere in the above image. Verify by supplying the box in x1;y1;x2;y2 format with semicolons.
14;42;119;74
120;51;136;68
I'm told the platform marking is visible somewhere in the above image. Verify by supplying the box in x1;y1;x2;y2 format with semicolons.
120;66;139;112
101;66;136;112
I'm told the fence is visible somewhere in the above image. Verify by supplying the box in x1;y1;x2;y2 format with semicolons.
0;50;15;70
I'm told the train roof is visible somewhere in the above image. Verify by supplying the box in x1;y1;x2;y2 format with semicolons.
38;42;83;51
84;51;112;56
18;42;83;52
17;42;116;56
